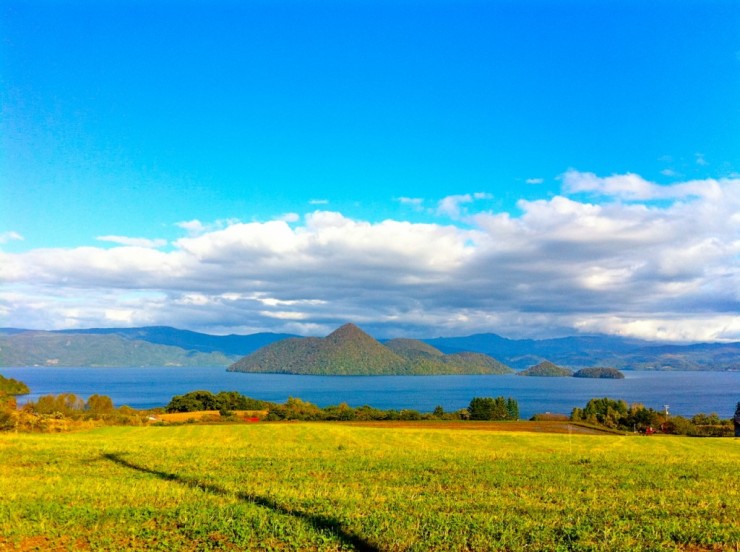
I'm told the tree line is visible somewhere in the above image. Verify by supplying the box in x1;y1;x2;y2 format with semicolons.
570;397;734;436
165;390;520;422
0;392;149;432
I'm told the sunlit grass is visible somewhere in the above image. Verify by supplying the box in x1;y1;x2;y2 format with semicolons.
1;424;738;550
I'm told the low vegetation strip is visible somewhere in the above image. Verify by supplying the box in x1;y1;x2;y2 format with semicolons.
1;424;737;551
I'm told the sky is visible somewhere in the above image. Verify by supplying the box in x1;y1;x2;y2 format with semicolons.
1;0;739;341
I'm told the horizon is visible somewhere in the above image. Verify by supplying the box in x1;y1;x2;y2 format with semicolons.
3;322;736;347
2;1;739;343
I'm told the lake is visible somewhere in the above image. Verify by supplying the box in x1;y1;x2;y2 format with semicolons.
4;366;739;419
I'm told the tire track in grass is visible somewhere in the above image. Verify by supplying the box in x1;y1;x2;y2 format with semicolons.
102;452;379;552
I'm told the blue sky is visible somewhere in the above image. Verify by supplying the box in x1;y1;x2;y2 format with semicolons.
1;1;739;340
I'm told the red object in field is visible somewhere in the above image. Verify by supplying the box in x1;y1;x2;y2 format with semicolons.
245;416;260;423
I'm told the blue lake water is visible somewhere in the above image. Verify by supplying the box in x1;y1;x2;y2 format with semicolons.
3;366;739;419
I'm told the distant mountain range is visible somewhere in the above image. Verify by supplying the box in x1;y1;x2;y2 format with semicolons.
228;323;512;375
425;334;739;371
0;327;294;368
0;325;737;371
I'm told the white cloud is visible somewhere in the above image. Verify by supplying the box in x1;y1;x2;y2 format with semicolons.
309;199;329;205
2;172;738;341
176;219;206;236
525;178;544;185
397;197;425;210
278;212;300;223
436;192;492;219
561;169;725;201
97;235;168;248
0;231;23;244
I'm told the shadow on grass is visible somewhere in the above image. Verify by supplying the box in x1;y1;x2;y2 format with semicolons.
102;452;379;552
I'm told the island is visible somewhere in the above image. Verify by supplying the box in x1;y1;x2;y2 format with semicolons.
517;361;573;377
228;323;513;375
573;367;625;379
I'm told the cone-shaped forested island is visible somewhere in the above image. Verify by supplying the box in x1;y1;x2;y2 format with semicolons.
227;323;513;375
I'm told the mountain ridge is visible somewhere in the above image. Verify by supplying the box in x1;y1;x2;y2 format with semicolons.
1;326;737;370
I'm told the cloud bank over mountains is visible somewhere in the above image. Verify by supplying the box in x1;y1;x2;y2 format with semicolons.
2;171;738;342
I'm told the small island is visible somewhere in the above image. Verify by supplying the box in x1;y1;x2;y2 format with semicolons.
573;367;625;379
518;361;573;377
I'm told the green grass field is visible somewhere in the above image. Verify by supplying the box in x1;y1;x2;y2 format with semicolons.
1;424;738;551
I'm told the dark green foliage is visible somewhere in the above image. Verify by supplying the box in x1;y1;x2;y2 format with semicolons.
573;367;625;379
571;397;629;428
165;390;270;413
468;396;518;421
506;397;519;420
571;397;733;436
163;390;488;422
267;397;324;421
518;361;573;377
229;324;512;375
0;374;30;395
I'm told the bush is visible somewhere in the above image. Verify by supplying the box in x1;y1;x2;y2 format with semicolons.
166;390;270;413
0;409;15;431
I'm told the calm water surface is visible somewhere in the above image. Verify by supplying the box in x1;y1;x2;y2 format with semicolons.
4;366;739;419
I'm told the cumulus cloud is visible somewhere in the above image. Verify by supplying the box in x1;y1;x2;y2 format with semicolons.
2;172;738;341
525;178;544;185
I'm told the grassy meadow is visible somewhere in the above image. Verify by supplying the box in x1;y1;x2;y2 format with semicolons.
0;423;738;551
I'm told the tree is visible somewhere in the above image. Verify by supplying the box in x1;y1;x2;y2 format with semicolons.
32;393;85;418
468;397;517;421
86;394;115;418
574;397;628;428
506;398;519;420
